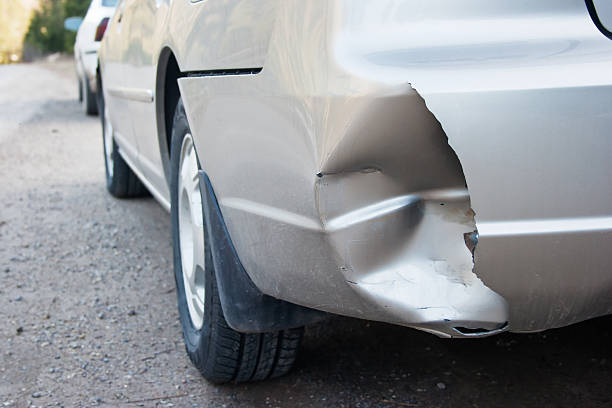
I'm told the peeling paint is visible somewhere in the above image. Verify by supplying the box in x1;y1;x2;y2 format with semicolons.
310;83;510;337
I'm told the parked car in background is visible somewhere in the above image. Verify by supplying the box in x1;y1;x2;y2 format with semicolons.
97;0;612;383
71;0;117;115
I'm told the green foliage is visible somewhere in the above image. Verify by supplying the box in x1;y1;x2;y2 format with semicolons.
24;0;91;54
64;0;91;19
24;0;65;53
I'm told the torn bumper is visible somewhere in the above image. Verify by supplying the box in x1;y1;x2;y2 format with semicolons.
323;0;612;332
179;0;612;337
180;74;510;338
319;175;510;338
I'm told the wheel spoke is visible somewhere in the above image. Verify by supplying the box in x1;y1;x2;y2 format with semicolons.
184;253;196;284
192;220;206;272
180;153;193;190
186;146;200;193
190;170;201;196
191;291;204;317
190;187;203;223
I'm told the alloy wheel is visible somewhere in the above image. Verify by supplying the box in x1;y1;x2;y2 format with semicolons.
177;133;206;330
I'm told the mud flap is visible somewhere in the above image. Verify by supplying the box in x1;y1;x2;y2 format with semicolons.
198;170;327;333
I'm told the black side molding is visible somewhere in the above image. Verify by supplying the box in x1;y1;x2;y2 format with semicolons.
198;171;327;333
586;0;612;41
185;67;262;78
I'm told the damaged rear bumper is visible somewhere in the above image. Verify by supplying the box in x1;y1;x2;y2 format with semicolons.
179;0;612;337
181;74;511;338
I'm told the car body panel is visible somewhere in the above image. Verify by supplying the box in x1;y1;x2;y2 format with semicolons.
101;0;139;169
169;0;276;71
99;0;612;336
118;0;169;200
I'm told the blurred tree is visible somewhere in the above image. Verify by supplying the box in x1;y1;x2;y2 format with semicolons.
25;0;66;53
0;0;32;63
64;0;91;17
24;0;91;54
63;0;91;50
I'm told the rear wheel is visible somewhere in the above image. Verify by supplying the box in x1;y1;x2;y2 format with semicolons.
100;87;147;198
77;77;83;102
170;98;303;383
82;76;98;115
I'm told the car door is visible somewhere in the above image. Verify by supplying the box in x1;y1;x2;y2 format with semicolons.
102;0;140;169
121;0;170;201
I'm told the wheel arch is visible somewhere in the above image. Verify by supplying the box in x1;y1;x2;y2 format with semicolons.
197;170;328;333
155;46;182;187
95;60;103;118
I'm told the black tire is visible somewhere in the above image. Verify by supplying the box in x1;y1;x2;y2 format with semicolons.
99;85;148;198
170;98;303;383
78;77;83;102
83;76;98;115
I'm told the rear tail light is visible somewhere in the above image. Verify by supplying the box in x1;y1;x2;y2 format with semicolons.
94;17;109;41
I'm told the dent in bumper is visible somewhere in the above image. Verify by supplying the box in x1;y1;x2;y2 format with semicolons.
180;74;511;337
311;87;509;336
320;174;509;337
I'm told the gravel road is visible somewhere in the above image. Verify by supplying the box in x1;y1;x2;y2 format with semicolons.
1;58;611;408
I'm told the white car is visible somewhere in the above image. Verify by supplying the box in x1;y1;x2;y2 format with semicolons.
72;0;117;115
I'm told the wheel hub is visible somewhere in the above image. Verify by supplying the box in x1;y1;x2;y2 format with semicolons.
178;134;206;330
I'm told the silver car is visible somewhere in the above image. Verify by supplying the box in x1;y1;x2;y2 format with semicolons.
97;0;612;383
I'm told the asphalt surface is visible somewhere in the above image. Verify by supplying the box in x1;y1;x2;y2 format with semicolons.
1;58;611;408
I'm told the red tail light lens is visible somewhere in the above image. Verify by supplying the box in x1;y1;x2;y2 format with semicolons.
94;17;109;41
